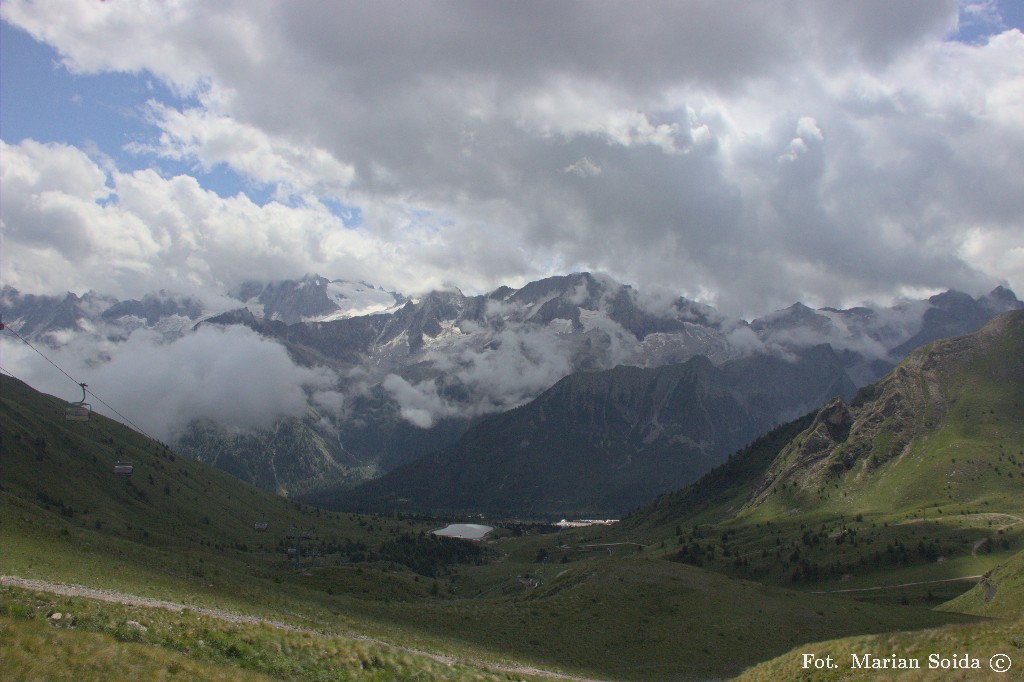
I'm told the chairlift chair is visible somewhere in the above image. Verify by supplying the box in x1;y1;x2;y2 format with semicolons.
65;383;92;421
254;521;269;531
65;405;90;421
113;461;134;477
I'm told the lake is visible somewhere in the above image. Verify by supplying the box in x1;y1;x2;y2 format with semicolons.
431;523;494;540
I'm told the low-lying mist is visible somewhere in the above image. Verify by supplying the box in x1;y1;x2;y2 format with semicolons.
1;325;338;442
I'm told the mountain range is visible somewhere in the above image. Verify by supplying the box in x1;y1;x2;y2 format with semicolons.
3;309;1020;681
631;308;1024;532
329;344;857;517
2;273;1019;511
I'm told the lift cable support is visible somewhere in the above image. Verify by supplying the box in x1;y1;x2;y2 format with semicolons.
1;364;132;477
286;532;314;568
0;324;157;441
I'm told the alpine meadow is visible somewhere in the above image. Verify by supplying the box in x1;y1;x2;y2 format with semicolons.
2;2;1024;680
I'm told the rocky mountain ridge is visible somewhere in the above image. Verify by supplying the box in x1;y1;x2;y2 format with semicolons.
2;274;1020;504
627;309;1024;531
745;309;1024;513
329;342;860;517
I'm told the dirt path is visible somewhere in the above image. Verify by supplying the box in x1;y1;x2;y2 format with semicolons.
1;575;606;682
559;542;645;556
1;575;315;632
808;574;983;594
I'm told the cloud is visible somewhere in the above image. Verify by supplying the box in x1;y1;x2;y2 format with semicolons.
956;1;1006;42
750;298;934;362
448;328;577;409
310;389;346;416
380;374;455;429
0;139;530;300
379;322;580;428
133;102;356;201
1;324;336;441
724;324;765;355
2;1;1022;318
562;157;602;178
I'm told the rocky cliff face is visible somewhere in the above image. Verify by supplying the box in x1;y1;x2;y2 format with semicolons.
745;310;1024;512
177;415;359;497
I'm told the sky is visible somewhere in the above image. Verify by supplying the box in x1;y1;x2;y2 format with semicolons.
2;0;1023;319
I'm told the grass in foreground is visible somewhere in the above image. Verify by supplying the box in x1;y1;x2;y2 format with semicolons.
732;615;1024;681
0;586;542;682
1;615;278;682
0;373;1013;681
734;551;1024;681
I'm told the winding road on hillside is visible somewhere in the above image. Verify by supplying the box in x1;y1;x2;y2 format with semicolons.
1;575;606;682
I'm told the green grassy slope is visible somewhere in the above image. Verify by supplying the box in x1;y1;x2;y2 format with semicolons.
743;309;1024;521
575;312;1024;680
1;615;278;682
732;614;1024;681
0;373;466;602
613;312;1023;591
733;551;1024;681
940;547;1024;618
351;555;977;681
0;585;534;682
1;373;981;681
0;374;530;680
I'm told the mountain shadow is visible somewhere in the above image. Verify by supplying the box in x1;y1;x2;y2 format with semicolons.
324;344;857;518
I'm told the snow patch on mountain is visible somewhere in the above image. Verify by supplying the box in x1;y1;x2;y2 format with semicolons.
319;280;404;320
420;318;465;348
4;274;1020;479
546;317;576;334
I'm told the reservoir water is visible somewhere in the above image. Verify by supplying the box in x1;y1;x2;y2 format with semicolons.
432;523;494;540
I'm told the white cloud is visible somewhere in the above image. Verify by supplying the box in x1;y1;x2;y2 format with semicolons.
380;374;455;429
724;324;765;355
0;0;257;93
960;225;1024;285
379;322;580;428
956;1;1006;41
563;157;602;178
0;325;336;441
448;327;576;409
310;388;346;416
134;102;355;201
0;139;535;300
515;79;683;153
2;1;1022;318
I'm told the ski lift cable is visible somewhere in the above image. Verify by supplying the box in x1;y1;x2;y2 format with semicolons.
1;326;157;442
4;362;135;478
2;325;83;387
